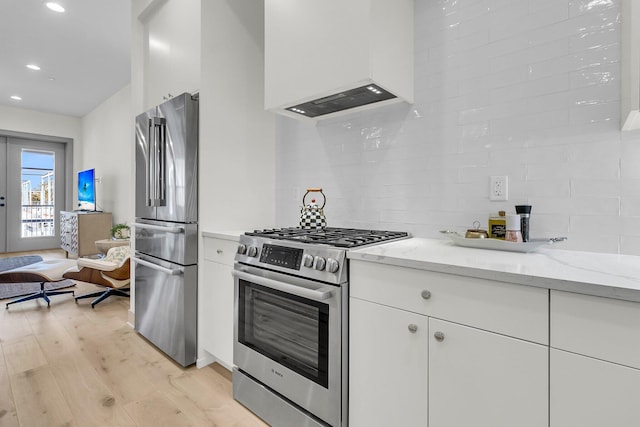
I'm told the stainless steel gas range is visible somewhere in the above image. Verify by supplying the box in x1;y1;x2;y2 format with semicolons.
232;227;409;427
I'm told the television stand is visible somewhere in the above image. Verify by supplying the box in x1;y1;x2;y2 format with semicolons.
60;211;112;258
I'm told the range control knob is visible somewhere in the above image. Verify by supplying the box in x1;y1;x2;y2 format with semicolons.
302;254;314;268
326;258;339;273
237;244;247;255
247;246;259;258
314;256;326;271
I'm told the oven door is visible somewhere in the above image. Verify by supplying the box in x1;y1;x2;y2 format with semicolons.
233;265;342;427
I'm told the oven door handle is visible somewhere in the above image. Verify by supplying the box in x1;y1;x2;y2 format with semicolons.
232;269;334;301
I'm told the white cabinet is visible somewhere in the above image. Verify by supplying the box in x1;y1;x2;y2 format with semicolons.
200;234;238;370
550;349;640;427
349;260;549;427
429;319;548;427
349;297;428;427
139;0;200;110
550;290;640;426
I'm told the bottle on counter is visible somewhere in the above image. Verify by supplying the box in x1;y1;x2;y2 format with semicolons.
488;211;506;239
505;214;523;243
515;205;532;242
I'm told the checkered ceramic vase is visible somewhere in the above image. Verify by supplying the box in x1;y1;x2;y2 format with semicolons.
300;188;327;230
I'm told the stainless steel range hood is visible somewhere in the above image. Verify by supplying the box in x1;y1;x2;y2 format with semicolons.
265;0;413;121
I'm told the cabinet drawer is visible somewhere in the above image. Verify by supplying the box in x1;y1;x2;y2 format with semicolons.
350;261;548;344
551;290;640;369
203;237;238;265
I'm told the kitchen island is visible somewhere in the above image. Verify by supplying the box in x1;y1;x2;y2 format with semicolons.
347;237;640;427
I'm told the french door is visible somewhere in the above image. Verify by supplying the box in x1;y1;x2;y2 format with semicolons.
0;137;6;252
1;137;66;253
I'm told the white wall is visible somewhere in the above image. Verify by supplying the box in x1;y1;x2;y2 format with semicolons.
0;105;81;142
275;0;640;255
80;84;133;225
0;105;81;211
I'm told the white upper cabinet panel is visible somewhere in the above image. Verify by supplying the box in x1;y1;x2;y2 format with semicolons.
141;0;201;110
622;0;640;130
265;0;413;121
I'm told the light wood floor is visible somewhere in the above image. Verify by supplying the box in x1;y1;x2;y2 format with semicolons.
0;250;268;427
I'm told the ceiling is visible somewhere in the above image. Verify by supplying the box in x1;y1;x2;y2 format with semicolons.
0;0;131;117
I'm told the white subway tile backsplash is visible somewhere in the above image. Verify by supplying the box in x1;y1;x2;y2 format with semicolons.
570;214;621;234
569;100;620;125
274;0;640;254
490;74;570;104
621;197;640;217
620;217;640;237
620;236;640;255
569;0;617;17
491;40;569;74
569;62;619;89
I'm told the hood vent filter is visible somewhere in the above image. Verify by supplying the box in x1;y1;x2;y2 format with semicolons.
286;84;396;118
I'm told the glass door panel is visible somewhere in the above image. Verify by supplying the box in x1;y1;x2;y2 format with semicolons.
6;138;65;252
20;149;56;238
238;280;330;388
0;137;6;253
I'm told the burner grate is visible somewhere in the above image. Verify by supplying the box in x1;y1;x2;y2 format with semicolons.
246;227;409;248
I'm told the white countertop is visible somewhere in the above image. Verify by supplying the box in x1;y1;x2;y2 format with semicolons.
347;237;640;303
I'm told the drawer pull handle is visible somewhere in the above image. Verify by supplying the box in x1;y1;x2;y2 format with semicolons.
421;290;431;299
434;331;445;342
216;249;223;254
408;324;418;333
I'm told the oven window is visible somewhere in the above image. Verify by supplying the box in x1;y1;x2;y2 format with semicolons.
238;280;329;388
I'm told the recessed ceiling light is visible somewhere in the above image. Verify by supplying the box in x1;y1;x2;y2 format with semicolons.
46;2;65;13
26;64;41;71
48;77;56;81
11;95;22;101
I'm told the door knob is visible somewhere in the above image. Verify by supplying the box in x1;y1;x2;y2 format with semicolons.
421;290;431;299
434;331;445;342
408;324;418;333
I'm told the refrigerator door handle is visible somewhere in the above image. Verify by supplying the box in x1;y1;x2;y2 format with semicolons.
148;117;166;207
133;257;183;275
146;118;152;206
158;117;166;204
133;222;184;234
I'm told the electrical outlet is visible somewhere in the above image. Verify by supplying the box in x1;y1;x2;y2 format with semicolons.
490;176;508;201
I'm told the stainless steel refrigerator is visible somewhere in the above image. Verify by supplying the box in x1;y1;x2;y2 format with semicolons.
133;93;198;367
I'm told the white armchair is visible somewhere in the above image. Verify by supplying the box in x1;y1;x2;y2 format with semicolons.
63;245;131;308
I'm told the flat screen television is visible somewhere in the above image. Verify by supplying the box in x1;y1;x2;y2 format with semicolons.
77;168;96;211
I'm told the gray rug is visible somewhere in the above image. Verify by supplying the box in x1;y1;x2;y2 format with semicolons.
0;279;76;300
0;255;43;272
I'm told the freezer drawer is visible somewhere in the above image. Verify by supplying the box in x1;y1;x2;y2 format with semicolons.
134;219;197;265
134;254;197;367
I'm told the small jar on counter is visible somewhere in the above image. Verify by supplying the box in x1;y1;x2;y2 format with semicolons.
488;211;506;239
505;214;523;243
